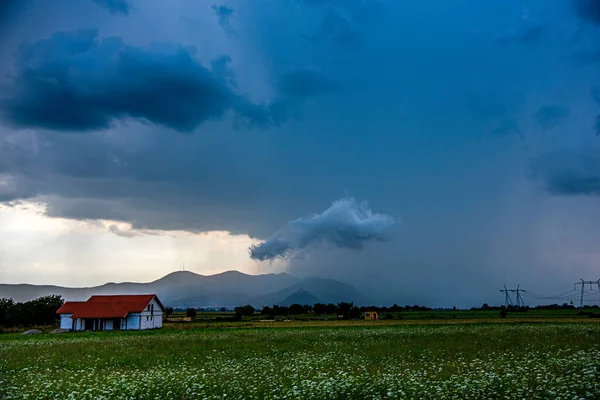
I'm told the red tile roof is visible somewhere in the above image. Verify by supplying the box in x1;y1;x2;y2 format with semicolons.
56;301;86;314
56;294;164;319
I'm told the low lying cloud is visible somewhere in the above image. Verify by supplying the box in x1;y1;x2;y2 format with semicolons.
0;29;270;133
249;197;397;261
107;224;139;238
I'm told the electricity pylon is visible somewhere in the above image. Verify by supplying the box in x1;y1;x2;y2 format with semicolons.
500;285;526;309
574;278;600;310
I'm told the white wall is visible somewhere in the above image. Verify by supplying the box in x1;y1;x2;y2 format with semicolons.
104;319;113;331
139;298;164;330
59;314;73;330
126;314;141;330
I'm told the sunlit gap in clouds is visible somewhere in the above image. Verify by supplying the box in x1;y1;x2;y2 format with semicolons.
0;199;284;286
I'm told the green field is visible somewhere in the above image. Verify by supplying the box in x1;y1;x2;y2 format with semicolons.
1;321;600;399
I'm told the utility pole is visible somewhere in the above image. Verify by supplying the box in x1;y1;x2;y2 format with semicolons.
574;278;600;310
500;285;526;309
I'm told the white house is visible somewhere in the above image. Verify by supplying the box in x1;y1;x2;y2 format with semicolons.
56;294;165;331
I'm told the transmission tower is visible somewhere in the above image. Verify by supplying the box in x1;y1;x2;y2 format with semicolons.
500;285;526;309
574;278;600;310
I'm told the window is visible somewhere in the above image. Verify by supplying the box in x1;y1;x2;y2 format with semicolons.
146;316;149;321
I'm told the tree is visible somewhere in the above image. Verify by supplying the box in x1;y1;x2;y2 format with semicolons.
326;303;339;315
390;304;402;312
337;302;361;320
234;304;255;320
0;295;63;328
273;305;289;316
313;303;327;315
288;304;304;315
261;306;273;316
165;307;174;318
186;308;197;321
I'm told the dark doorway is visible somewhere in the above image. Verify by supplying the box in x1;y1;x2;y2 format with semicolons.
84;319;93;330
113;318;121;330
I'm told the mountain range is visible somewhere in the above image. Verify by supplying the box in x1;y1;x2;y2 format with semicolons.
0;270;366;308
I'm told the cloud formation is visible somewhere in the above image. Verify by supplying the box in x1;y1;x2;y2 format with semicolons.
108;223;138;238
531;147;600;195
249;198;396;261
573;0;600;25
212;5;234;32
92;0;131;16
0;29;270;133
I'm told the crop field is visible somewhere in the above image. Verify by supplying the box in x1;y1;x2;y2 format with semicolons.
1;322;599;399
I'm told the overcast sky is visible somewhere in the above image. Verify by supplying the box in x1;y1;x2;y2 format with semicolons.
1;0;600;307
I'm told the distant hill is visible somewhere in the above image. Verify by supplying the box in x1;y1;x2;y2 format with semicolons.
248;277;367;306
278;289;321;306
0;270;366;308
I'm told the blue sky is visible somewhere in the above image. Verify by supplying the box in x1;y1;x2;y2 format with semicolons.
1;0;600;306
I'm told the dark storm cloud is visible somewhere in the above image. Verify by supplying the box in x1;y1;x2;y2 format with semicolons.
531;147;600;195
249;198;396;261
0;29;270;133
534;106;570;130
210;55;236;86
92;0;131;16
572;0;600;25
212;5;234;32
0;0;22;34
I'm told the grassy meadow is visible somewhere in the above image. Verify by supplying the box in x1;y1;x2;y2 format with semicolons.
1;320;600;399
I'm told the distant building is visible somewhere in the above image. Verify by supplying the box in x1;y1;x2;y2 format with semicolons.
56;294;164;331
364;311;378;320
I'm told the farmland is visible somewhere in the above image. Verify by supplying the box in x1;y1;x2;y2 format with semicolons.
1;321;600;399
